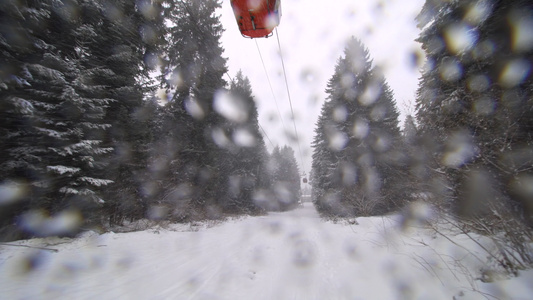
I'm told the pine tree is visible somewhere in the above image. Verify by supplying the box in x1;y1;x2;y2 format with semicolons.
401;114;429;195
79;0;165;224
415;0;533;219
0;0;116;236
311;99;339;214
159;0;228;218
212;71;270;214
279;145;302;208
311;38;404;217
268;145;301;211
403;115;417;144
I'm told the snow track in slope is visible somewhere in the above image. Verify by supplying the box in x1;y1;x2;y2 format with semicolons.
1;203;532;299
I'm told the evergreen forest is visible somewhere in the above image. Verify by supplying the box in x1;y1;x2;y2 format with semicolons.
310;0;533;272
0;0;301;240
0;0;532;275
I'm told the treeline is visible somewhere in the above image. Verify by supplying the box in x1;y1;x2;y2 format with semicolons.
0;0;300;240
311;0;533;228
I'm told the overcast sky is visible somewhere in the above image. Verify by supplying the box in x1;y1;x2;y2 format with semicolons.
217;0;426;176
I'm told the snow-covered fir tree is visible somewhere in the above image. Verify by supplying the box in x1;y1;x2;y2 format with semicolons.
415;0;533;220
311;38;405;217
268;145;301;211
158;0;229;219
77;0;165;224
0;1;117;234
215;71;271;214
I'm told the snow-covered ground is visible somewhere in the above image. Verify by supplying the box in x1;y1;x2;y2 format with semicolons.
1;203;532;299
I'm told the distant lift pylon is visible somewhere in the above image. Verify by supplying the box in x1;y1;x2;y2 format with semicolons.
230;0;281;38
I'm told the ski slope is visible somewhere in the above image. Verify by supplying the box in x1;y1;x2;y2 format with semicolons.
1;203;532;299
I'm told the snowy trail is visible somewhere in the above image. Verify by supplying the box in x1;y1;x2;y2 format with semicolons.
1;203;533;299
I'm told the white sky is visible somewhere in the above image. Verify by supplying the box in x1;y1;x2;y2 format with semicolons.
218;0;426;175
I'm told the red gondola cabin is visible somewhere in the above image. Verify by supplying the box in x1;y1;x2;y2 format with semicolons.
230;0;281;38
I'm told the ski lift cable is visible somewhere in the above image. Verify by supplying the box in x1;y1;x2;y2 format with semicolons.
225;72;234;83
275;28;307;176
258;122;275;149
255;39;287;132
